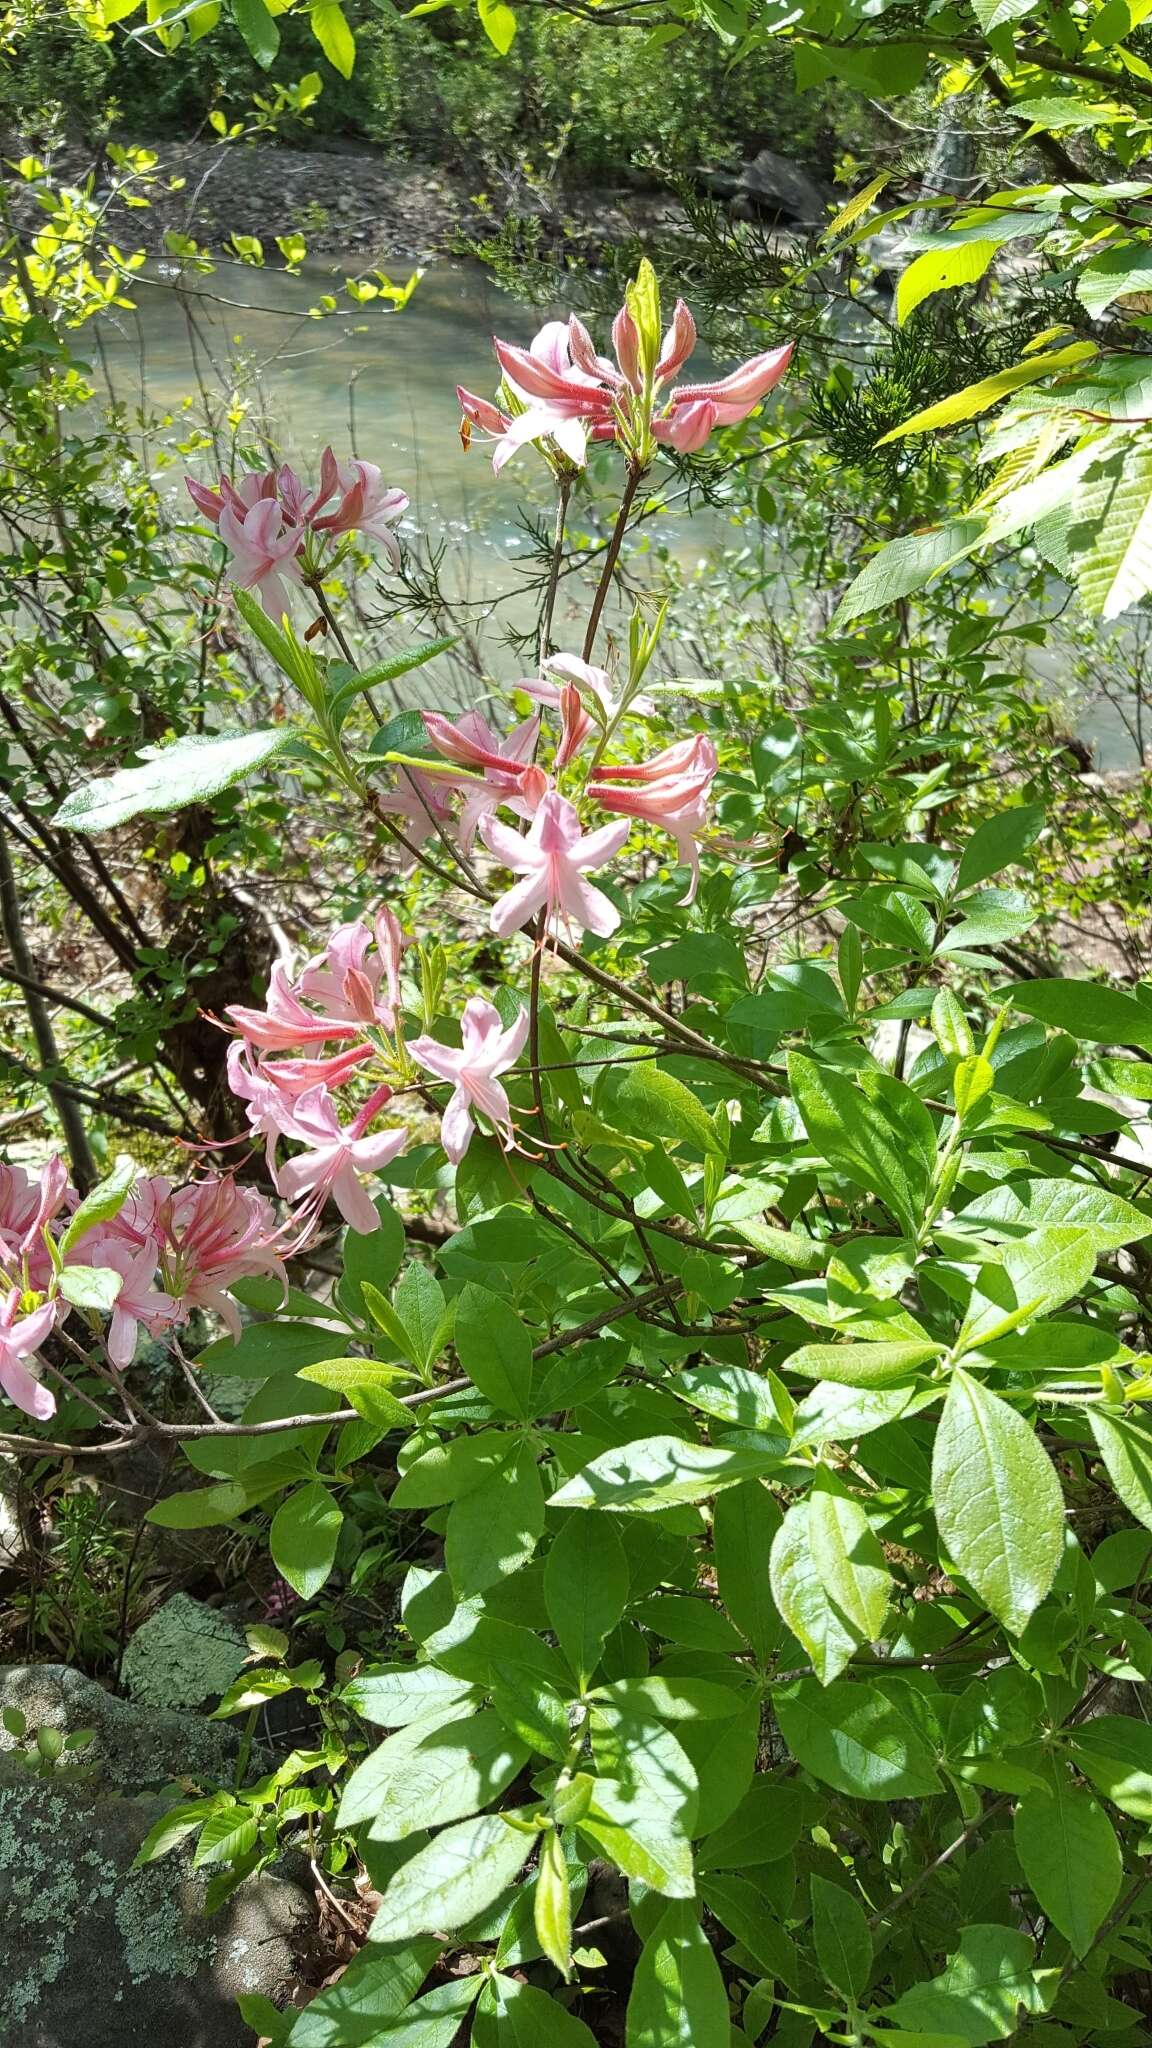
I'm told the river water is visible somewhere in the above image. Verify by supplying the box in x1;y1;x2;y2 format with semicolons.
94;254;1138;765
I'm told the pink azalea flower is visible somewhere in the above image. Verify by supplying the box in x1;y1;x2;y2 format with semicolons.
376;765;460;871
217;498;305;618
410;998;529;1162
0;1156;71;1293
101;1240;179;1369
272;1085;407;1236
227;963;366;1055
589;734;718;904
106;1175;287;1342
482;790;630;941
0;1288;57;1421
475;289;792;470
459;320;601;474
310;449;409;568
421;709;547;851
521;655;656;764
297;907;405;1035
185;468;277;525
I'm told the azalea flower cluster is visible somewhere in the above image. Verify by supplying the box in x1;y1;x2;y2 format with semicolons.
387;653;719;917
457;262;793;473
186;446;408;615
0;1158;283;1421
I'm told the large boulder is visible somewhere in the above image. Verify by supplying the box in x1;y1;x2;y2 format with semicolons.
734;149;827;228
0;1762;312;2047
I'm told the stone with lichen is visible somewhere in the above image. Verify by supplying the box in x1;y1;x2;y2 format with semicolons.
0;1664;243;1790
119;1594;247;1712
0;1762;312;2047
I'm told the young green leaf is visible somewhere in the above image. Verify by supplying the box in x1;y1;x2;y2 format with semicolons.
809;1474;891;1644
297;1357;412;1427
713;1479;783;1664
445;1440;545;1598
534;1827;573;1980
1071;1715;1152;1819
770;1500;860;1684
1089;1408;1152;1532
775;1677;942;1799
548;1436;784;1512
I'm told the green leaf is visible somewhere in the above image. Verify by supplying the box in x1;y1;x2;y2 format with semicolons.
770;1499;860;1684
783;1339;943;1386
959;1227;1098;1346
533;1832;573;1983
340;1197;406;1318
372;1811;528;1941
477;0;517;49
700;1871;799;1985
133;1797;220;1866
480;1975;595;2045
626;1901;729;2048
713;1480;783;1664
1074;439;1152;619
1078;244;1152;318
59;1154;136;1253
788;1053;936;1239
1071;1715;1152;1818
340;1663;474;1728
358;1710;530;1842
1089;1407;1152;1532
1014;1776;1122;1956
269;1481;343;1600
811;1872;872;2003
196;1320;350;1380
297;1358;412;1427
896;238;1000;325
1003;977;1152;1051
932;1369;1063;1634
809;1475;891;1644
832;518;988;626
956;804;1045;893
285;1944;440;2046
544;1511;629;1686
445;1440;545;1598
193;1804;259;1866
877;342;1097;443
146;1481;248;1529
231;0;279;65
958;1177;1151;1253
455;1283;534;1419
775;1677;942;1799
310;0;355;76
730;1219;828;1271
582;1711;697;1898
696;1775;804;1871
885;1923;1045;2044
53;726;296;833
604;1062;723;1157
389;1263;449;1376
548;1436;783;1512
58;1264;122;1311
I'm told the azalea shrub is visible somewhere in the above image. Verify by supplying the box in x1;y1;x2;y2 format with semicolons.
13;262;1152;2048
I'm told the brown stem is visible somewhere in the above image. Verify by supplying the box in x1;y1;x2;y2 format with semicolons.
582;465;644;664
0;816;97;1188
539;481;571;668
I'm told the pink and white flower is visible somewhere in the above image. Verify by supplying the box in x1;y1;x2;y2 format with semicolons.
482;790;630;941
217;498;305;619
589;734;718;903
271;1084;407;1237
0;1289;57;1421
410;998;529;1162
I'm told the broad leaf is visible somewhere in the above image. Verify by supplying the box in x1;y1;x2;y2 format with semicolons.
626;1901;729;2048
932;1371;1063;1633
53;726;297;832
811;1871;872;2003
269;1481;343;1600
548;1436;783;1512
1014;1775;1122;1956
371;1811;529;1941
1071;1715;1152;1818
775;1677;942;1799
885;1923;1045;2044
455;1283;535;1419
544;1511;629;1686
770;1499;861;1684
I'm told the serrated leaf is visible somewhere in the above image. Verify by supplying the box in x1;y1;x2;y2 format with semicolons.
193;1804;259;1866
833;518;988;625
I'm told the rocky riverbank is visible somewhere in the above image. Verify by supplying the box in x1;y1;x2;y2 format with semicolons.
87;138;681;272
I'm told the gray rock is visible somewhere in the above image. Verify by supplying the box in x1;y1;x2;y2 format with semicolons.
0;1763;313;2046
0;1664;243;1790
736;149;827;228
120;1594;247;1712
